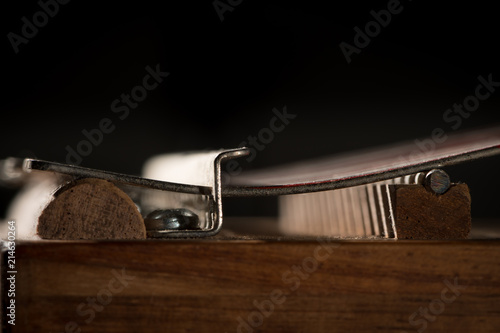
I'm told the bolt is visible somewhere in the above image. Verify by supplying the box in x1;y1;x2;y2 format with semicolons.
424;169;451;195
144;208;200;231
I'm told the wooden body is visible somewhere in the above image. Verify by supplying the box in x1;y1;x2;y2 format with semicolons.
2;238;499;332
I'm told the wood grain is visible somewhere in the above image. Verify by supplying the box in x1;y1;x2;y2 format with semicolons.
3;239;499;332
37;178;146;240
395;184;471;239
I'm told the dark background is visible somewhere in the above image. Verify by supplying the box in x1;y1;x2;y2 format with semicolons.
1;0;499;218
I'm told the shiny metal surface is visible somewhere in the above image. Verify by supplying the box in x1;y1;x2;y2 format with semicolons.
424;169;451;195
224;127;500;197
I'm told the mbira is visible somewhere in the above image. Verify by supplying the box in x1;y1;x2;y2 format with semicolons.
5;126;499;240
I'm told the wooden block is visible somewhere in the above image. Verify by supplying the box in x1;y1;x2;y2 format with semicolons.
37;178;146;240
2;239;499;332
395;184;471;240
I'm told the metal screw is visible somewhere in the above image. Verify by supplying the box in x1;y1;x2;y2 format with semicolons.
144;208;200;231
424;169;451;195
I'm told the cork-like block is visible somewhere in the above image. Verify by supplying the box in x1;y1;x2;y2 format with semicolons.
395;184;471;240
37;178;146;240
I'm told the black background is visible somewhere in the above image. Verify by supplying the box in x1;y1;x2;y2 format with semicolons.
1;0;499;218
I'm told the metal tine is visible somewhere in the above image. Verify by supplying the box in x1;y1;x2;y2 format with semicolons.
375;183;389;238
334;188;346;237
320;190;334;236
310;192;321;236
278;172;434;238
385;184;397;239
358;185;373;236
340;188;353;236
366;185;379;236
326;190;338;236
348;187;364;237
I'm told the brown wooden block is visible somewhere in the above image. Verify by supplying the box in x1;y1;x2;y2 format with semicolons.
395;184;471;240
37;178;146;240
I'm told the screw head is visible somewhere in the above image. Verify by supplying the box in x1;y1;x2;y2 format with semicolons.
144;208;200;231
424;169;451;195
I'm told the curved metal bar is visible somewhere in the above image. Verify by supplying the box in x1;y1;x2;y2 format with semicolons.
222;142;500;197
24;158;213;195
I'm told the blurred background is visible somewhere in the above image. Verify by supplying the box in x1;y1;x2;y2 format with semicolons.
1;0;499;219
